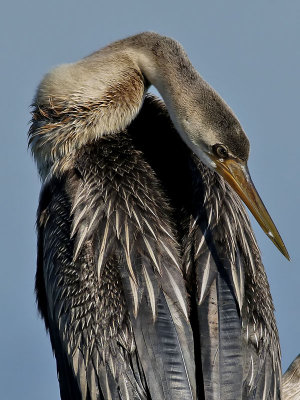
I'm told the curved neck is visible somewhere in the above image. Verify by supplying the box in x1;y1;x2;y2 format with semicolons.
29;33;205;179
82;32;203;126
119;33;203;134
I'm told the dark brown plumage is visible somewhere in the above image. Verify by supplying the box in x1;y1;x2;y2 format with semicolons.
30;33;291;400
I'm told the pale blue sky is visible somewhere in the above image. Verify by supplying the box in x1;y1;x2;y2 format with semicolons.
1;1;299;398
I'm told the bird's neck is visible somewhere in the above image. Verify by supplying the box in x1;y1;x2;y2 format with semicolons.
29;33;202;180
131;33;202;138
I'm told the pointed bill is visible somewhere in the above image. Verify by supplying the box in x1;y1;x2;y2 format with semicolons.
212;157;290;260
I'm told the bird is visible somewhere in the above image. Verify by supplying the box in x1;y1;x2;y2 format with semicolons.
29;32;290;400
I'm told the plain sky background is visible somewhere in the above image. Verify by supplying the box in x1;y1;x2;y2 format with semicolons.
1;1;299;399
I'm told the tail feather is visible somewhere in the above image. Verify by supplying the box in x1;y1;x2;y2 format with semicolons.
118;255;196;400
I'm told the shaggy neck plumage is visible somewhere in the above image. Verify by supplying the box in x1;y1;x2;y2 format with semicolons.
29;33;204;180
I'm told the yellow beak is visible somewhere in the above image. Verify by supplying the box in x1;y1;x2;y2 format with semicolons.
212;157;290;260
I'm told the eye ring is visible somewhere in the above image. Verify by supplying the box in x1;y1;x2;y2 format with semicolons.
212;144;229;159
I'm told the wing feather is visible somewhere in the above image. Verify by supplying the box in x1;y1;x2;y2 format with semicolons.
182;159;282;399
36;119;196;399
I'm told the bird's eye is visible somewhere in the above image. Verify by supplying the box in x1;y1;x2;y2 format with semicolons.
213;144;229;159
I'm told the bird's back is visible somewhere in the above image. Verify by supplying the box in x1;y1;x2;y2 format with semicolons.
35;95;197;400
35;95;281;399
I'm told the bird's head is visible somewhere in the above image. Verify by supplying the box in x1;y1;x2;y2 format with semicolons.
176;84;290;260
